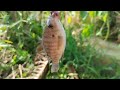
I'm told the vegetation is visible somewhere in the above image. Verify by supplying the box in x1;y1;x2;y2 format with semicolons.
0;11;120;79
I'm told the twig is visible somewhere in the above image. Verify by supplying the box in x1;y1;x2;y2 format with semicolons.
6;66;19;79
12;66;15;79
68;64;79;79
28;52;49;79
105;15;110;41
19;64;23;78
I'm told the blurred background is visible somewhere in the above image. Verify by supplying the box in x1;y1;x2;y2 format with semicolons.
0;11;120;79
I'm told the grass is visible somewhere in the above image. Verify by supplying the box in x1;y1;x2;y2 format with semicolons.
46;27;120;79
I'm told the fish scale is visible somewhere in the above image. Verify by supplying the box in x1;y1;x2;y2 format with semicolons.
42;27;60;64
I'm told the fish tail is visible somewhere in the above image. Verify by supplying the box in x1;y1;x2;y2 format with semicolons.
51;63;59;73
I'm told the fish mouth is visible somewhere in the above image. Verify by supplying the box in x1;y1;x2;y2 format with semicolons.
46;17;53;28
48;24;53;28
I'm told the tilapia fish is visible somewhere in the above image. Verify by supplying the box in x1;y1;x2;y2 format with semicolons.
42;12;66;73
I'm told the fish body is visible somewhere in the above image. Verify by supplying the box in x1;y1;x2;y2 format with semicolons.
42;11;66;73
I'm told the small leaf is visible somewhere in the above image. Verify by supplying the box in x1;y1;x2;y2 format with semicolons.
13;55;17;60
67;16;72;24
97;11;103;16
82;25;90;37
17;11;22;17
32;33;35;38
0;46;3;51
4;40;13;44
0;25;8;31
19;43;23;49
89;11;95;17
103;13;108;22
22;72;27;77
96;31;102;36
11;55;17;64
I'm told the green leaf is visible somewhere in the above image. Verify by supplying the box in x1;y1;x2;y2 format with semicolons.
82;25;91;38
0;46;3;51
17;11;22;17
88;66;99;76
97;11;103;16
0;25;8;31
80;11;88;20
96;31;102;36
32;33;35;38
10;20;22;28
103;13;108;22
22;72;27;77
11;55;17;64
10;20;27;28
89;11;95;17
4;40;13;44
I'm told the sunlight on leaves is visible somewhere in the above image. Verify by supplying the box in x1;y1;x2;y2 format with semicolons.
67;16;72;24
82;25;91;38
0;25;8;31
89;11;96;18
97;11;103;16
103;12;108;23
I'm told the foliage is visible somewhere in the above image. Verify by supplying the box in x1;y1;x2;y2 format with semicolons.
0;11;120;79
